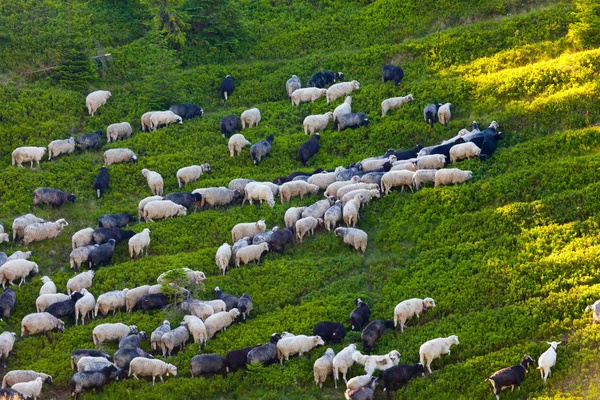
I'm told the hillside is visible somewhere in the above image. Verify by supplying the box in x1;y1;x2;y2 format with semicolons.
1;0;600;399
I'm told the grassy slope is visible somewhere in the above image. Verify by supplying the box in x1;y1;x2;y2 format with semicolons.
1;0;600;399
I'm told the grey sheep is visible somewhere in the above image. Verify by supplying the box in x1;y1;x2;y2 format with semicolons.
250;134;274;165
337;113;369;132
247;334;281;365
190;354;227;377
32;187;76;208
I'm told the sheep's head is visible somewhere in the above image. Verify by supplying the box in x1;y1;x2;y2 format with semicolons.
314;336;325;346
449;335;459;345
68;194;77;203
167;364;178;376
345;96;352;104
176;116;183;125
334;227;344;237
132;155;138;164
406;94;414;101
321;89;327;95
177;206;187;216
352;80;360;89
326;112;333;120
325;348;335;357
423;298;436;310
56;320;65;332
230;308;241;319
129;325;139;334
490;121;499;129
141;169;149;178
257;220;267;231
41;276;51;283
202;163;211;173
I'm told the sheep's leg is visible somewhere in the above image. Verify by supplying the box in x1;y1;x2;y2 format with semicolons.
160;375;164;383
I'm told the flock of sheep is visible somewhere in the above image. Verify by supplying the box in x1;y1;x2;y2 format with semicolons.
0;66;595;400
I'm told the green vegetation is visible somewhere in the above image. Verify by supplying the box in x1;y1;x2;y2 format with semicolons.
0;0;599;399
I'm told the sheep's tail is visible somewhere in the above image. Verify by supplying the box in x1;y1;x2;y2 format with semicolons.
419;353;425;367
97;189;100;198
1;375;7;388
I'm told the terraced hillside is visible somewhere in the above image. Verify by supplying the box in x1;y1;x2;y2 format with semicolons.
1;0;600;398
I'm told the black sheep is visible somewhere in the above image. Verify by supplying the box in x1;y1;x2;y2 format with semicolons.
98;214;136;229
70;365;123;400
272;168;324;185
32;187;76;208
113;347;153;370
357;172;385;186
93;167;110;199
487;355;536;400
220;115;240;138
424;104;440;127
361;319;394;354
76;129;103;151
247;334;281;365
250;134;274;165
219;75;235;101
337;113;369;132
386;145;423;161
47;292;84;323
383;363;425;399
0;288;16;322
92;228;135;245
169;103;203;120
225;345;261;373
214;286;239;311
298;133;320;166
138;293;169;311
190;354;227;377
429;137;465;161
313;321;346;344
162;192;203;211
382;64;404;85
350;298;370;331
266;227;294;254
308;70;343;88
88;239;116;269
356;161;392;175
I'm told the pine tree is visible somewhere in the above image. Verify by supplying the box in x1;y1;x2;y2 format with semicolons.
55;37;97;91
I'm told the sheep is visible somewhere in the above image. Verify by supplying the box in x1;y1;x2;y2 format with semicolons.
138;293;169;311
237;293;253;320
424;103;440;127
93;323;138;345
86;90;111;116
232;220;266;242
190;354;227;377
347;375;377;392
213;287;240;311
247;334;282;365
106;122;132;143
1;371;52;389
314;348;336;389
47;137;75;160
361;319;394;354
161;323;190;356
434;168;473;187
325;201;343;231
76;356;113;372
70;365;122;399
0;288;16;322
43;293;85;323
352;350;401;376
205;309;240;339
234;243;270;267
157;268;206;286
437;103;452;126
0;234;7;244
141;111;158;132
0;331;16;368
361;156;397;172
149;110;183;131
240;108;261;128
231;237;252;264
128;229;151;259
383;363;426;399
73;288;95;326
143;200;187;222
393;297;436;332
298;133;321;166
6;251;31;262
67;270;95;295
304;112;333;135
333;343;358;388
441;128;470;146
12;214;44;241
296;217;323;243
313;322;346;344
37;276;56;296
283;207;307;229
308;70;343;88
382;64;404;85
176;164;211;188
21;312;65;337
11;147;46;168
448;141;481;164
193;187;242;208
243;182;275;208
586;300;600;323
70;350;110;370
390;161;416;172
225;345;261;373
419;335;459;373
333;96;352;126
486;355;536;400
150;321;171;355
35;293;69;313
76;129;103;150
228;134;251;157
381;170;415;194
138;196;163;220
95;288;129;317
140;169;163;196
416;154;446;170
220;75;235;100
273;168;324;185
0;259;39;287
180;300;214;320
31;187;76;209
286;75;301;98
163;192;203;212
228;178;255;193
120;332;148;349
412;169;437;191
538;341;561;383
129;357;177;386
220;115;240;138
381;94;414;116
265;228;294;254
337;112;369;132
71;227;93;250
277;335;324;364
302;197;336;218
98;214;136;228
124;285;151;312
103;148;138;165
215;243;232;276
421;137;465;158
309;168;346;191
183;315;207;346
341;189;380;206
250;134;274;165
343;194;365;227
327;81;360;104
291;88;328;106
335;227;368;253
280;181;319;204
10;377;44;400
169;103;203;120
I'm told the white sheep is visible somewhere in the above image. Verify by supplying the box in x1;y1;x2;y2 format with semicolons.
21;312;64;336
12;214;44;241
277;335;324;364
143;200;187;222
1;371;52;389
280;181;319;203
341;188;380;206
303;112;333;135
324;201;343;231
7;251;32;262
176;164;211;188
284;206;307;228
302;197;335;219
35;293;69;313
72;227;94;249
296;217;323;243
416;154;446;170
23;218;68;246
156;268;205;287
138;196;163;220
74;288;95;325
361;155;397;172
336;183;379;200
333;343;357;388
449;142;481;163
183;315;207;346
95;288;129;317
352;350;401;376
343;194;365;227
228;134;251;157
243;182;275;208
103;148;138;165
129;357;177;386
11;147;47;168
325;177;359;198
381;170;415;195
106;122;133;143
92;323;137;345
161;323;190;356
67;270;95;295
0;259;39;288
391;161;417;172
538;341;561;383
419;335;459;373
381;94;414;116
129;228;151;259
326;81;360;104
437;103;452;126
586;300;600;323
10;376;44;400
47;137;75;160
232;220;266;242
141;111;157;132
151;320;171;355
69;245;98;270
215;243;232;276
240;108;261;128
235;243;269;267
335;227;367;253
205;309;240;339
182;301;215;320
38;276;56;296
0;233;8;244
393;297;436;332
314;348;335;389
141;169;164;196
308;167;345;190
412;169;437;190
291;88;328;106
333;96;352;125
0;331;17;368
86;90;111;116
76;356;112;372
149;110;183;131
194;187;241;208
441;128;470;145
434;168;473;187
346;375;375;391
125;285;151;312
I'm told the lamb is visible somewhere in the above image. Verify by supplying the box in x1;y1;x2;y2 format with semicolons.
486;355;536;400
216;243;232;276
220;115;240;138
308;70;343;88
304;112;333;134
76;129;103;150
37;276;56;296
412;169;437;190
103;148;138;165
341;189;380;206
343;194;365;227
11;147;46;168
381;170;415;194
88;239;117;269
325;201;343;231
424;103;440;127
0;331;16;368
21;312;65;337
352;350;401;376
332;343;358;387
286;75;301;98
437;103;452;126
138;196;163;220
382;64;405;85
434;168;473;187
183;315;207;346
228;134;251;157
32;188;75;208
10;377;44;400
124;285;151;312
190;354;227;377
74;289;95;325
220;75;235;100
157;268;206;286
70;349;110;370
586;300;600;323
333;96;352;126
86;90;111;116
95;288;129;317
248;334;282;365
12;214;44;241
382;363;425;399
381;94;414;116
243;182;275;208
128;228;151;259
1;371;52;389
240;108;261;128
231;237;252;263
237;293;253;320
337;112;369;132
308;167;343;190
232;220;266;242
98;213;136;228
327;81;360;104
361;319;394;354
283;207;306;229
70;365;122;399
141;111;157;132
67;270;95;294
106;122;133;143
149;110;183;131
393;297;436;332
176;163;211;188
93;323;138;345
449;142;481;164
0;259;39;287
250;134;274;165
419;335;460;373
47;137;75;160
291;88;328;106
72;228;94;249
169;103;203;120
314;348;336;389
277;334;324;364
129;357;177;386
193;187;241;208
0;288;16;322
150;320;171;355
280;181;319;203
416;154;446;170
313;322;346;344
296;217;323;243
76;356;113;372
35;293;69;313
335;227;368;253
205;309;240;339
161;323;190;356
143;200;187;222
538;341;561;383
